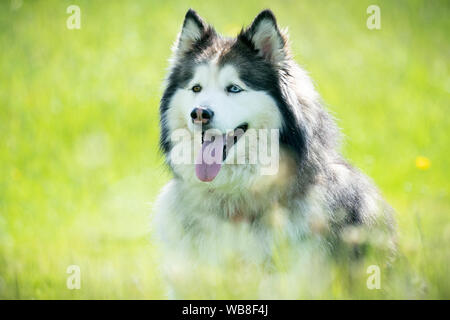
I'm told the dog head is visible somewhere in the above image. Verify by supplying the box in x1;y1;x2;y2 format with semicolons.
160;9;309;188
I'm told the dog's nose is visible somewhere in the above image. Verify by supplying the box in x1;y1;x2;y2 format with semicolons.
190;107;214;125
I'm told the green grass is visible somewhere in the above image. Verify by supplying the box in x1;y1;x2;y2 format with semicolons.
0;0;449;299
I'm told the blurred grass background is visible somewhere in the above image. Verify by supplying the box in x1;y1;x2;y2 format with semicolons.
0;0;448;299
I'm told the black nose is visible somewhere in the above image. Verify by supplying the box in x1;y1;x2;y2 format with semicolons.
190;107;214;125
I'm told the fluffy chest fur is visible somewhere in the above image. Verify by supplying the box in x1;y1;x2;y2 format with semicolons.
154;173;333;265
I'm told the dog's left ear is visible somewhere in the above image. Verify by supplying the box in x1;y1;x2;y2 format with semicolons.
238;10;288;65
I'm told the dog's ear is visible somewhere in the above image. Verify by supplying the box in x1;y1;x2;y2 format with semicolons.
174;9;212;55
238;10;288;64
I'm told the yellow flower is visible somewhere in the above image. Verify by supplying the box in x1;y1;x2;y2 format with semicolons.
415;156;431;170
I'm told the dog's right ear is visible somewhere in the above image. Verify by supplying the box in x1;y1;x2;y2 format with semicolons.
174;9;211;55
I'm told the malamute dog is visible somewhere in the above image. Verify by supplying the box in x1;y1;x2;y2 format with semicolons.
154;9;395;297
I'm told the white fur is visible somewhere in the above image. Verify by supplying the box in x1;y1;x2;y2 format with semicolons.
154;62;327;297
166;62;282;187
153;172;333;298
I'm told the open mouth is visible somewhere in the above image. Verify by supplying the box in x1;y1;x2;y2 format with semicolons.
196;123;248;182
223;123;248;161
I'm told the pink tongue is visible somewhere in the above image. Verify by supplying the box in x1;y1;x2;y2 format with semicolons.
195;138;224;182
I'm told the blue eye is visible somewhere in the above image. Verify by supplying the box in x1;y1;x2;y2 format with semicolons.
226;84;243;93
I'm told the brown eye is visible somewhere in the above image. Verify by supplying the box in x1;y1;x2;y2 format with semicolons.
192;85;202;93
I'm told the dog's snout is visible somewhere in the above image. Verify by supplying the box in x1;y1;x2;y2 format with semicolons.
190;107;214;125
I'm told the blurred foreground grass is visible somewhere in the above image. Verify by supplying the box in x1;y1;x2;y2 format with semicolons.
0;0;449;299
